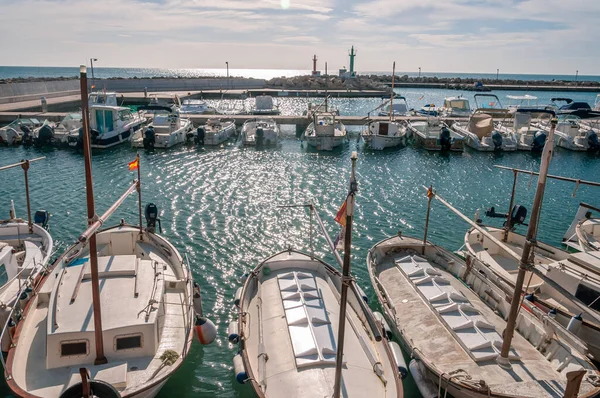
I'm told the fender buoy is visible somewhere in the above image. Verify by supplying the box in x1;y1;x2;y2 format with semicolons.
234;287;242;307
388;341;408;379
373;311;393;340
227;321;240;344
233;353;248;384
194;316;217;345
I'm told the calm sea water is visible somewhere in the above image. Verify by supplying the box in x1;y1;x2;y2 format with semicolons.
0;93;599;398
0;66;598;82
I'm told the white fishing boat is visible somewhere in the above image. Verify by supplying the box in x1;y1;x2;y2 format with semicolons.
230;154;403;398
363;63;409;151
441;96;471;117
534;115;600;152
368;234;600;398
240;118;280;146
180;99;215;114
496;109;555;151
304;112;347;151
408;117;464;152
78;92;145;149
563;203;600;252
0;158;53;349
0;117;44;146
362;121;408;150
131;105;195;149
452;111;518;151
250;95;280;115
3;67;216;398
217;99;246;116
198;118;237;146
30;113;82;147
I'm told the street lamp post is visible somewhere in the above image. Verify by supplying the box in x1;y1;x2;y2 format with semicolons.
226;62;229;89
90;58;98;89
575;70;579;84
497;68;499;81
418;67;421;78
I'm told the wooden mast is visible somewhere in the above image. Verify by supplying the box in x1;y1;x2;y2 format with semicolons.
333;152;358;398
498;117;557;367
79;65;107;365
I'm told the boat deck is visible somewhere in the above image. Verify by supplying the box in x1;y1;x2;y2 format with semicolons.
373;238;598;397
244;252;399;398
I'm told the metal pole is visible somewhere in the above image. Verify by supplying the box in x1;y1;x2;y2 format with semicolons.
418;67;421;78
499;118;557;365
325;62;328;112
309;205;314;259
136;153;143;239
333;152;358;398
423;185;433;254
497;69;499;81
226;62;229;89
494;165;600;187
389;62;395;123
79;65;107;366
20;160;33;233
0;157;45;172
503;170;518;242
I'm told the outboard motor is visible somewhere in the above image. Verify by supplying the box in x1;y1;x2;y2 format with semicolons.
144;203;162;233
485;204;528;230
256;128;264;146
491;131;503;150
196;127;205;145
34;124;54;148
143;126;156;150
21;125;33;146
587;130;600;152
531;131;547;152
439;127;452;150
34;210;50;230
75;127;85;148
90;129;100;145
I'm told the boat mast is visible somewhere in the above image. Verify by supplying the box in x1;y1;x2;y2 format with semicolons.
333;152;358;398
498;117;557;367
389;62;395;123
325;62;328;112
79;65;107;365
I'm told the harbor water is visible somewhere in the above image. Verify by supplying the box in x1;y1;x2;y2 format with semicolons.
0;92;599;397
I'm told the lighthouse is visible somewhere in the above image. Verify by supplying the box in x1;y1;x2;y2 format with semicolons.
339;46;357;78
311;54;321;76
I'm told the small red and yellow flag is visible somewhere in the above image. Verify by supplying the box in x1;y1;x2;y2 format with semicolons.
334;199;347;226
128;158;139;171
427;186;434;198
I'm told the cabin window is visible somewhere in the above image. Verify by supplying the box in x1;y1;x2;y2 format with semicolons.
118;109;133;122
60;340;89;357
115;334;143;351
575;284;600;311
95;110;114;134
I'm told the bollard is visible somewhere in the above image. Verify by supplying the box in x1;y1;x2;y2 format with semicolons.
41;96;47;113
144;87;148;98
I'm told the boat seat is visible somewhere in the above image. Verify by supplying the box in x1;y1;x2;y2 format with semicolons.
395;255;519;362
469;113;493;138
21;240;43;273
82;255;137;280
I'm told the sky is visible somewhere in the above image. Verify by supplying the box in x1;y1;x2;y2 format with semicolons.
0;0;599;74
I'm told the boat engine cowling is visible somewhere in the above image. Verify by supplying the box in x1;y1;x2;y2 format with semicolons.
34;124;54;147
491;131;503;150
196;127;205;145
90;128;100;145
34;210;50;229
256;128;264;145
587;130;600;151
440;127;452;150
143;126;156;149
531;131;547;152
21;125;33;146
144;203;162;233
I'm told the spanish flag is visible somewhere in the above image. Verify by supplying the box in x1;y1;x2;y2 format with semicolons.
334;199;347;226
128;158;139;171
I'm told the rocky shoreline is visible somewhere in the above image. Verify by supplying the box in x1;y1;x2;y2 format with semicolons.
1;74;598;92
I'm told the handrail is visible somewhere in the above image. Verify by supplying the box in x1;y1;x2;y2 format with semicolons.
0;157;45;173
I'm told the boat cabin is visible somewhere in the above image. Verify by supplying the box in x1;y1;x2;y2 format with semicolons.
180;100;212;114
89;92;118;107
252;95;279;115
90;106;137;135
313;112;337;136
147;106;181;134
443;97;471;116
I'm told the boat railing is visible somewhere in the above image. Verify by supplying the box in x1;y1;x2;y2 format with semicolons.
181;252;195;356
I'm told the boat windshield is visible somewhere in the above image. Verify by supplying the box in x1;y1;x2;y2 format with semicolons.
446;99;470;111
474;94;503;109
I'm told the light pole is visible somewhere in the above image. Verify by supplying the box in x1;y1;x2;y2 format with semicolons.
496;68;499;81
226;61;229;89
90;58;98;89
418;67;421;78
575;70;579;84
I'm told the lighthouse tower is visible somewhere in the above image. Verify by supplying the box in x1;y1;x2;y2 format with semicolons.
348;46;357;77
311;55;321;76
